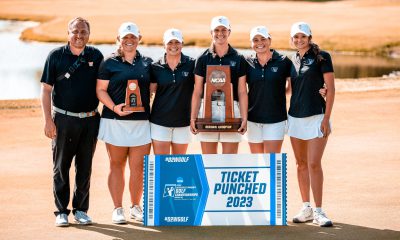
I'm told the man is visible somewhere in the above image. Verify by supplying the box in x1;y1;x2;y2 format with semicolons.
40;17;103;227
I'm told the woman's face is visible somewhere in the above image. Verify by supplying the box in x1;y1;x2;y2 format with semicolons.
292;33;311;51
165;39;182;56
119;34;140;53
251;35;271;54
211;26;230;45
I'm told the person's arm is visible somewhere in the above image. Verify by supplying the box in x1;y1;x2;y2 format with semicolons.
321;72;335;137
41;83;56;139
237;75;248;134
96;79;130;116
190;74;204;134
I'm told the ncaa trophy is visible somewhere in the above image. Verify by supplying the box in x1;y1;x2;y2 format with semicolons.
123;79;145;112
195;65;242;132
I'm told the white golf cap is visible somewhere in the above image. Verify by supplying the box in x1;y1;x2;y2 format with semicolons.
250;26;271;40
118;22;140;38
163;28;183;44
210;16;231;30
290;22;311;37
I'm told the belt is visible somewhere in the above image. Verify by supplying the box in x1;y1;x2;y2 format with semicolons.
53;106;98;118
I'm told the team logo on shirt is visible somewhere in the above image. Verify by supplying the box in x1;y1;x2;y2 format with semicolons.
182;71;189;77
304;59;314;65
230;61;236;67
271;67;278;72
142;62;149;67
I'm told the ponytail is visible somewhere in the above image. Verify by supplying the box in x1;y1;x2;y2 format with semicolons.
310;41;325;62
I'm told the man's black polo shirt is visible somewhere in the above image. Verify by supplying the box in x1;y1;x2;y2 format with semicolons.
97;51;153;120
40;44;103;112
246;50;292;124
289;50;334;118
194;45;246;101
150;53;195;127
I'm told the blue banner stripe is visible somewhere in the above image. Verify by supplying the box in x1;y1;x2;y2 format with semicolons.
154;156;160;225
270;153;276;225
194;154;209;225
283;153;287;225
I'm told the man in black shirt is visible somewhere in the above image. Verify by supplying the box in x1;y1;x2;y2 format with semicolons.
40;17;103;227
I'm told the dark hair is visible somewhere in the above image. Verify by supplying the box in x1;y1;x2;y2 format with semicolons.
68;17;90;33
309;37;325;62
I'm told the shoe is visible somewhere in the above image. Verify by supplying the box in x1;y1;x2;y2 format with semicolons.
313;210;333;227
130;205;143;222
293;206;314;223
55;213;69;227
74;210;93;225
112;207;127;224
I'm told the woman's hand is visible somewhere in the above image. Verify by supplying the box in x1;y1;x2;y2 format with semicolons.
190;119;198;134
114;103;131;116
320;118;331;138
238;119;247;135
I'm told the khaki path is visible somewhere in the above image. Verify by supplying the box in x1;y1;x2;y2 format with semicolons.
0;0;399;53
0;89;399;240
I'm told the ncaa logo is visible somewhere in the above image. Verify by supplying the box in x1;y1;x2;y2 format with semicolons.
271;67;278;72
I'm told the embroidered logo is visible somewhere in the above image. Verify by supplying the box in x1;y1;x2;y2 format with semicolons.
304;59;314;65
182;71;189;77
230;61;236;67
271;67;278;72
142;62;148;67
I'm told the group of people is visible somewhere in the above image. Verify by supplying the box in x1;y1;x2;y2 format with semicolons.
40;16;335;228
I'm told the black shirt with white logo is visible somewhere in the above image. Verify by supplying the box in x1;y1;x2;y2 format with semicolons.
194;45;246;101
289;50;334;118
150;53;195;127
97;51;153;120
40;44;104;112
246;50;291;123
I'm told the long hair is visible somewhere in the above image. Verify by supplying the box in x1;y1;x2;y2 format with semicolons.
309;37;325;62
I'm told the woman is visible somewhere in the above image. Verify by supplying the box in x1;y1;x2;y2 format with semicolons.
190;16;248;154
96;22;152;224
150;29;195;154
245;26;292;153
288;22;335;227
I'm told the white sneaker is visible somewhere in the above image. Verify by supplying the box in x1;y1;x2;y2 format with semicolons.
74;211;93;225
313;210;333;227
130;205;143;222
55;213;69;227
293;206;314;223
112;207;127;224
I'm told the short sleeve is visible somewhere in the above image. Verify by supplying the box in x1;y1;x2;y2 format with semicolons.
194;55;206;77
238;54;247;77
320;51;334;73
40;51;57;86
97;59;111;80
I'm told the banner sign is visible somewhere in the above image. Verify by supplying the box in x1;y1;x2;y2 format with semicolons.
143;154;286;226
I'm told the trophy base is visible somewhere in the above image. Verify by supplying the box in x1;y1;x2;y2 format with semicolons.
195;118;242;132
122;106;145;112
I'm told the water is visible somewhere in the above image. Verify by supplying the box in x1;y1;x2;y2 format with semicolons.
1;20;399;100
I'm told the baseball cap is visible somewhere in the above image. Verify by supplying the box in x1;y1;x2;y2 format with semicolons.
163;28;183;44
250;26;271;40
210;16;231;30
118;22;140;38
290;22;311;37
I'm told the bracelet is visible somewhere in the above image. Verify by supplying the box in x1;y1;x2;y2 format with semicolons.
112;105;116;112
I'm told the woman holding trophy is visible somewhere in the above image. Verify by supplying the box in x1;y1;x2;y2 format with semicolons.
96;22;152;224
190;16;248;154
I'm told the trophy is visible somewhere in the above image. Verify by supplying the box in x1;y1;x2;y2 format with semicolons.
123;79;145;112
195;65;242;132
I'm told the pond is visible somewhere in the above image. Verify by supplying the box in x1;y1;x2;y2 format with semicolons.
1;20;399;100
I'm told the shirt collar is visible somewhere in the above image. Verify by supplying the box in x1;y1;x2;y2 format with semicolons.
159;53;188;66
65;44;85;56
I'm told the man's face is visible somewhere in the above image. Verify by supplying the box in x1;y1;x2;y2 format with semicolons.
68;21;90;49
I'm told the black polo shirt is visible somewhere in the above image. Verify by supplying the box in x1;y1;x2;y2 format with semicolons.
289;50;334;118
194;45;246;101
246;50;292;123
40;44;103;112
150;53;195;127
97;51;153;120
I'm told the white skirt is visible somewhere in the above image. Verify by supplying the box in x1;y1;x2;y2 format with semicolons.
287;114;332;140
98;118;151;147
